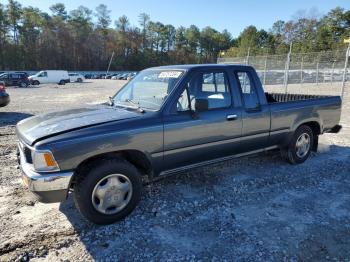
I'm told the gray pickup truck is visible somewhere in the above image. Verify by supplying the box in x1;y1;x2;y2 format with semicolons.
16;64;342;224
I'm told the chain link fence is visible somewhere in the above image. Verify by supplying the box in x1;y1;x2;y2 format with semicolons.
218;48;350;97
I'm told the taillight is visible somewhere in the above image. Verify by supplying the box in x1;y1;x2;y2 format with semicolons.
0;84;5;91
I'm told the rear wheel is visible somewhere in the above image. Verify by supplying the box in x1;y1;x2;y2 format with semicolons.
284;125;314;164
77;78;82;83
73;158;142;225
59;80;65;85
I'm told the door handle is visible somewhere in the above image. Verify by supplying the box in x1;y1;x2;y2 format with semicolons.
227;114;238;121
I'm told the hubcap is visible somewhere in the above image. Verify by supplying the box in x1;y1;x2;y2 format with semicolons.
92;174;132;215
296;133;311;158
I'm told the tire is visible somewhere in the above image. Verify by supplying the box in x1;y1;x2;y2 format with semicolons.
77;78;82;83
73;158;142;225
33;80;40;85
284;125;314;164
19;81;28;88
59;80;65;85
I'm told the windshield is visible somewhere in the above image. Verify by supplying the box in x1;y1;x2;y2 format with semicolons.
112;69;184;111
35;71;47;77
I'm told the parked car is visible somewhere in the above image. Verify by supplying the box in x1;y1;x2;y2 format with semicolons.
68;73;85;83
105;74;113;79
16;64;342;224
107;73;120;79
104;74;113;79
0;81;10;107
117;73;129;80
29;70;69;85
111;73;122;80
91;74;101;79
323;74;344;82
84;74;92;79
126;72;137;81
0;72;30;87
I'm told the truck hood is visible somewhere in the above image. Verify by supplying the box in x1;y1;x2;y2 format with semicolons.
16;105;140;145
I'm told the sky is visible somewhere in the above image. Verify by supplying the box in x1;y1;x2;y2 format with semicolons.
11;0;350;37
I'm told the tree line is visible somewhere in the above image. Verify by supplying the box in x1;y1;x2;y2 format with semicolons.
226;7;350;57
0;1;349;71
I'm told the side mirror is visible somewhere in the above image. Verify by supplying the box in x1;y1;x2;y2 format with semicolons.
195;98;208;112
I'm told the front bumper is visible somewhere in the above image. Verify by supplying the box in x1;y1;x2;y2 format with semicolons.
18;143;73;203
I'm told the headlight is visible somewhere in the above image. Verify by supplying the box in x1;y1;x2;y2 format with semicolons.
32;150;60;172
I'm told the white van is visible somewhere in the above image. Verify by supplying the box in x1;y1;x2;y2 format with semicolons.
29;70;69;85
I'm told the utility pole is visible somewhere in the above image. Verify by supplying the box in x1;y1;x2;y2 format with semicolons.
331;61;335;85
341;38;350;99
263;54;268;86
284;42;292;93
300;55;304;86
106;51;115;76
316;61;319;85
246;47;250;65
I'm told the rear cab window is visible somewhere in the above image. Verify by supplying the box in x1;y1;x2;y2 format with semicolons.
235;71;260;110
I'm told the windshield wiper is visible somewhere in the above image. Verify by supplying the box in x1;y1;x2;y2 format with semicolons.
125;98;138;107
124;99;145;113
109;96;114;106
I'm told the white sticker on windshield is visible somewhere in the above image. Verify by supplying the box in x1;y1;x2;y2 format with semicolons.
158;71;182;78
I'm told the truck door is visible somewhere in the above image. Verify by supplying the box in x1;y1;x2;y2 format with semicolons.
233;70;270;151
10;74;20;86
162;70;242;172
8;74;15;86
37;71;48;83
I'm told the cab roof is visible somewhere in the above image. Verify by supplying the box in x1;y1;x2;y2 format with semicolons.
147;64;252;71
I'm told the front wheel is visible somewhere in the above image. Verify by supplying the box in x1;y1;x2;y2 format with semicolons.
284;125;314;164
73;158;142;225
19;81;28;88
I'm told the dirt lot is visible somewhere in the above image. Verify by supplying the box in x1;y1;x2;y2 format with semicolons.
0;80;350;261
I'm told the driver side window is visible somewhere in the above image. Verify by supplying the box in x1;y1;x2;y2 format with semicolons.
176;71;231;112
38;71;47;77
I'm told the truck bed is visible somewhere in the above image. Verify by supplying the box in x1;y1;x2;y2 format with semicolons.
265;92;333;103
266;92;342;141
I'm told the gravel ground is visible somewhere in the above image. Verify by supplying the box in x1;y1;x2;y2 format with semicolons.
0;80;349;261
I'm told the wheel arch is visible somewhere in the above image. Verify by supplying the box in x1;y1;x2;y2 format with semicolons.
70;150;153;188
301;121;321;136
294;121;321;152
